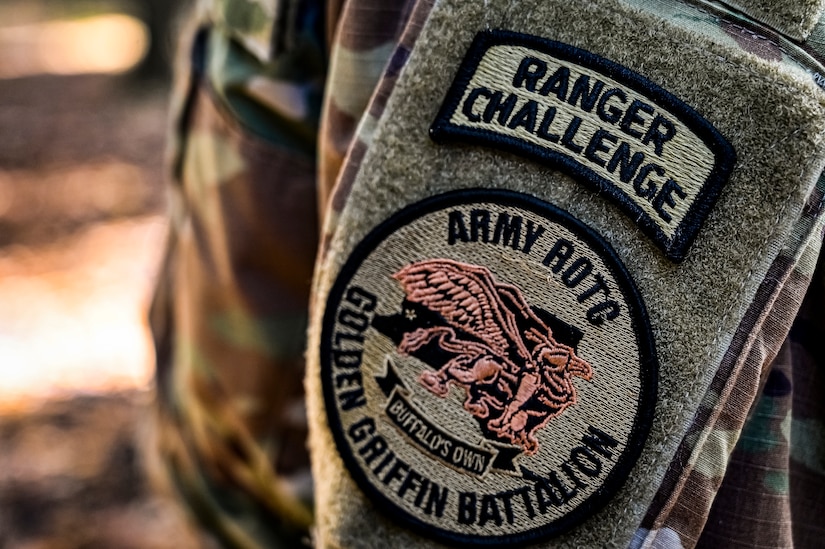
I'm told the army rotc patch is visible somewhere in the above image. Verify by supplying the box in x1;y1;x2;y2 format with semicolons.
431;30;735;262
320;189;657;545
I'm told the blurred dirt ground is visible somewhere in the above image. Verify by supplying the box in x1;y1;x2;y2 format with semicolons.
0;392;209;549
0;65;212;549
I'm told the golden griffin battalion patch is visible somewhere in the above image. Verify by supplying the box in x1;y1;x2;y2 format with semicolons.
321;189;657;545
431;30;735;262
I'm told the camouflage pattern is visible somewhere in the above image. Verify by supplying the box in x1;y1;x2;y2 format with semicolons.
318;0;434;260
152;1;420;547
206;0;279;62
625;3;825;547
153;0;825;547
632;175;825;549
316;0;418;215
152;2;326;547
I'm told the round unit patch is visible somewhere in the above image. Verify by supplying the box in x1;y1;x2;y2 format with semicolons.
320;189;657;545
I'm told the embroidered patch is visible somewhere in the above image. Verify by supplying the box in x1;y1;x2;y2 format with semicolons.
321;189;657;545
430;30;735;262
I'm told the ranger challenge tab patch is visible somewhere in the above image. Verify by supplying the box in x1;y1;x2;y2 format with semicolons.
321;190;657;545
431;30;735;262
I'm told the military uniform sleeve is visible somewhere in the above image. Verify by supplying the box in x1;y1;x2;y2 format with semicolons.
150;0;417;547
305;0;825;547
151;0;825;548
151;1;324;547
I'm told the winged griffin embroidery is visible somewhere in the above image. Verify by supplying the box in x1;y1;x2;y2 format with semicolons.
391;258;593;455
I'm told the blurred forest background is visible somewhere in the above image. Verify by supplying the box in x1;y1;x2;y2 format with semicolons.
0;0;212;546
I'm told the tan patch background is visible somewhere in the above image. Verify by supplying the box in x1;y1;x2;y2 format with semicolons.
327;198;646;537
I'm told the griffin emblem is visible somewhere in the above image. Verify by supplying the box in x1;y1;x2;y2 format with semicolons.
376;258;593;455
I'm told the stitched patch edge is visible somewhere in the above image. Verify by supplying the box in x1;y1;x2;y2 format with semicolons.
320;189;658;546
430;30;736;262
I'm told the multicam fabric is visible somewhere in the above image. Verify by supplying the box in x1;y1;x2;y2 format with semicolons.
633;176;825;549
152;0;825;547
152;1;416;547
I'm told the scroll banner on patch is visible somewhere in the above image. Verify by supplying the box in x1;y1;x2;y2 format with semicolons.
376;360;521;476
431;30;735;262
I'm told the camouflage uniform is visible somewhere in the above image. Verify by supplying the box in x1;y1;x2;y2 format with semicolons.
151;0;825;547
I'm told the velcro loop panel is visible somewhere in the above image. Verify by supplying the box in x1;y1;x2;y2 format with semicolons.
306;0;825;546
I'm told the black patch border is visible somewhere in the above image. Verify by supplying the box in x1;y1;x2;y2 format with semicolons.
430;30;736;263
320;189;658;547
